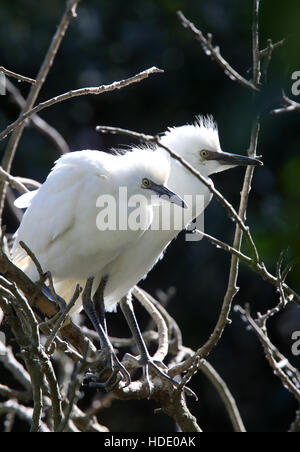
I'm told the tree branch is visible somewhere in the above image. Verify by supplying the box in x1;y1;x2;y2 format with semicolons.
0;167;29;194
0;0;81;225
0;66;36;84
177;10;258;92
236;304;300;403
271;93;300;114
6;79;70;155
0;67;163;144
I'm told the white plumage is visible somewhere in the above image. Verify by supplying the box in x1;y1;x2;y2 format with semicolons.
12;147;181;290
13;116;261;314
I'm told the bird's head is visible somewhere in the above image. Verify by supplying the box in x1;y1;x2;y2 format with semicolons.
117;148;186;208
160;116;262;177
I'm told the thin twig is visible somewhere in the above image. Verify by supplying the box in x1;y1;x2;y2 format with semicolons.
0;66;36;84
44;284;82;352
0;167;28;194
0;344;31;391
259;38;285;58
6;79;70;155
261;39;273;83
0;67;164;143
0;252;97;357
271;93;300;114
139;287;183;353
0;401;49;432
177;10;258;92
19;241;44;282
0;0;81;225
16;177;41;190
57;338;90;432
252;0;261;85
132;286;169;362
200;360;246;432
196;230;253;265
0;277;40;345
236;304;300;403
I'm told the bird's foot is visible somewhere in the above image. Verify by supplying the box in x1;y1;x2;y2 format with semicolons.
124;353;197;399
84;346;131;392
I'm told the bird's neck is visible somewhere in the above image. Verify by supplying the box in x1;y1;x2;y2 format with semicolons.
168;157;212;217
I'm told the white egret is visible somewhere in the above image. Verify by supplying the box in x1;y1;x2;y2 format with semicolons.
90;116;262;390
12;147;185;387
13;116;262;391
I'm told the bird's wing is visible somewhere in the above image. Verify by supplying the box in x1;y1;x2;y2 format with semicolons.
11;159;125;280
11;168;83;271
14;189;39;209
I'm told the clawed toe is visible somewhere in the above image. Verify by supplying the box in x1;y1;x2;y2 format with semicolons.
84;347;131;391
130;355;197;399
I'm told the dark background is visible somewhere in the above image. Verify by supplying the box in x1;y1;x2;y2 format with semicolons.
0;0;300;432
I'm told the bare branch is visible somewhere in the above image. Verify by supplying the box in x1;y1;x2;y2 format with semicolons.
0;67;163;143
271;93;300;114
0;400;50;432
6;79;70;155
0;252;96;357
252;0;261;85
57;338;90;432
0;0;81;225
0;167;28;194
134;289;246;433
196;230;253;265
0;384;31;402
132;286;169;362
177;10;258;92
44;284;82;352
236;304;300;403
0;343;31;391
200;360;246;432
15;177;41;190
259;38;285;58
0;66;36;84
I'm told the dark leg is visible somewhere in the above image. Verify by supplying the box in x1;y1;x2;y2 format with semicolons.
82;277;130;390
120;292;188;396
93;275;109;334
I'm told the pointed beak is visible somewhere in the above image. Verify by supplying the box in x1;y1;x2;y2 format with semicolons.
214;151;263;167
151;183;187;208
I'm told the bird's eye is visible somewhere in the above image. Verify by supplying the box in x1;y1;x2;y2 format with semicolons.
199;149;209;158
142;178;151;188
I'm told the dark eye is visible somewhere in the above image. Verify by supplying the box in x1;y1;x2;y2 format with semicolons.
199;149;209;158
142;178;151;188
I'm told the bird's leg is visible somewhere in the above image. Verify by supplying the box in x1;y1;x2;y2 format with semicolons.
82;277;130;390
120;292;185;396
93;274;109;335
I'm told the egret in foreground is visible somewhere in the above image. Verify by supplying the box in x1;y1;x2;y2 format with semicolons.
12;147;185;387
13;116;262;392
